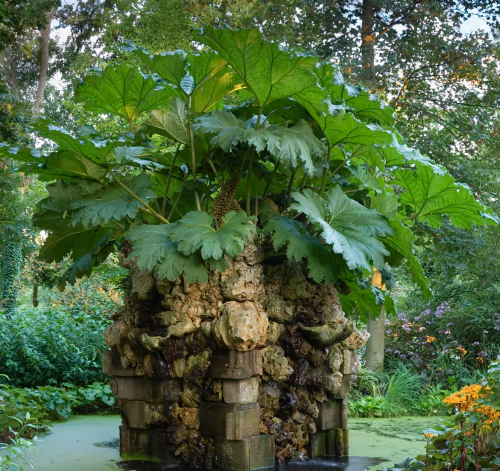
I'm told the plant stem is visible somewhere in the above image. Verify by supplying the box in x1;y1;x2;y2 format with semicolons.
205;154;220;183
246;149;254;216
188;96;201;211
255;179;260;217
320;147;332;196
246;108;263;216
167;173;188;221
162;144;180;217
110;172;169;224
287;168;297;206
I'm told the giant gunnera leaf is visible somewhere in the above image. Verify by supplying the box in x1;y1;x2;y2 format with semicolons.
170;211;256;260
262;216;342;284
127;224;209;283
70;173;155;228
291;186;394;270
75;63;175;124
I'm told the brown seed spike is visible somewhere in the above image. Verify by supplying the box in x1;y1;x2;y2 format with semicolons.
212;172;240;225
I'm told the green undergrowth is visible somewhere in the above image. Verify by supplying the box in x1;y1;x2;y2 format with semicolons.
0;381;117;442
349;366;453;418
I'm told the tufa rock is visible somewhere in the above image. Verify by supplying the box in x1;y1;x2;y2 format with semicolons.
261;346;293;382
213;301;268;351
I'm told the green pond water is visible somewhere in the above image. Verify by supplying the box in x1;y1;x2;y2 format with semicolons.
30;415;436;471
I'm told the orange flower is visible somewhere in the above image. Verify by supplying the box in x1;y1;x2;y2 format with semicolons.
426;335;436;343
424;433;436;438
457;346;467;355
443;384;490;412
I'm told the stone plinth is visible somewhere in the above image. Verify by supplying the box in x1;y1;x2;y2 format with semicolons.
105;245;369;468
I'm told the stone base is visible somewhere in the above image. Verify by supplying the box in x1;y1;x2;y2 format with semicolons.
214;434;275;471
119;425;178;462
308;429;349;457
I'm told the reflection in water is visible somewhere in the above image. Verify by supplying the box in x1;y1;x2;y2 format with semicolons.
117;456;385;471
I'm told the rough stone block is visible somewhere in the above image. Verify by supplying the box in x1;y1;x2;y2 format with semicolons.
214;437;250;471
120;400;168;429
331;374;356;399
341;399;348;429
109;376;181;403
334;428;349;456
119;425;177;462
103;349;136;376
249;434;275;469
199;401;260;440
214;434;275;471
308;430;326;457
315;399;342;430
340;349;353;375
223;377;260;404
207;350;263;379
326;429;336;456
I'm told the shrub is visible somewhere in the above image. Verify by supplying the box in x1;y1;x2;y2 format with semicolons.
0;305;109;388
385;302;496;384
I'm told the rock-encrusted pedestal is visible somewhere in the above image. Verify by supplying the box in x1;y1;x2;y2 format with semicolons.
103;243;368;470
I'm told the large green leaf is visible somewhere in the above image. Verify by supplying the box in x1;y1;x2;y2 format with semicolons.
39;224;113;263
291;186;394;269
131;45;241;112
57;235;113;288
75;63;175;123
127;224;208;283
196;111;324;175
171;211;256;260
338;279;384;322
143;97;188;143
316;66;395;127
392;163;490;229
383;221;431;298
70;173;155;228
33;180;97;231
187;51;243;112
43;151;107;182
262;216;342;284
198;26;323;108
302;101;393;150
36;121;119;165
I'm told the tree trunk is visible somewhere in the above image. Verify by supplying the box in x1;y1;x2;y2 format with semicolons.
33;8;56;114
2;47;19;97
365;268;385;372
32;283;39;308
360;0;376;86
365;308;385;372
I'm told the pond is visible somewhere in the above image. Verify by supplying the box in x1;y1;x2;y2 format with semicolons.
31;415;434;470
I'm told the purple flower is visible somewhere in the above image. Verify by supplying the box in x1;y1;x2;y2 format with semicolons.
494;325;500;331
415;316;421;322
472;342;480;346
484;330;489;334
478;351;488;357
